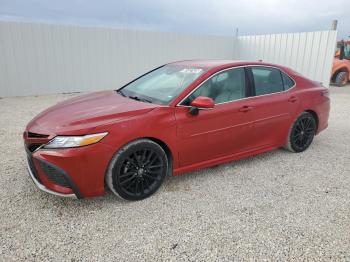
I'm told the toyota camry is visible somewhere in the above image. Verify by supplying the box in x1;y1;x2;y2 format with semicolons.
23;60;330;200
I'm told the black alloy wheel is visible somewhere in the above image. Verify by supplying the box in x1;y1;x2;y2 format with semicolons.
289;112;316;152
106;139;168;200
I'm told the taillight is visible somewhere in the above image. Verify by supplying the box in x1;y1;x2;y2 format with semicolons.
322;90;330;98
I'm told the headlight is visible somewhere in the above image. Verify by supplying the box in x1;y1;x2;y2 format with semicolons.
43;132;108;149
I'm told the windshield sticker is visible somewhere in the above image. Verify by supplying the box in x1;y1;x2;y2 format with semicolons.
180;68;203;74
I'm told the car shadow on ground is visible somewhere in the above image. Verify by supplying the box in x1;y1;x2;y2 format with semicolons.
36;147;293;209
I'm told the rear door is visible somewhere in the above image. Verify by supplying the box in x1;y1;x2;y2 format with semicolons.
247;66;300;147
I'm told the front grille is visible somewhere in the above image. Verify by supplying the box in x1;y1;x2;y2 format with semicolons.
27;155;41;182
28;132;49;138
25;131;50;152
39;161;72;188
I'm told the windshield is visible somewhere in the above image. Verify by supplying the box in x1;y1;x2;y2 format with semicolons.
118;64;206;105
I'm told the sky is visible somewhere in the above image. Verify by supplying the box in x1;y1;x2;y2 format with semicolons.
0;0;349;39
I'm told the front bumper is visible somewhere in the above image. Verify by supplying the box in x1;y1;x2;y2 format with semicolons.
26;160;77;198
24;131;115;198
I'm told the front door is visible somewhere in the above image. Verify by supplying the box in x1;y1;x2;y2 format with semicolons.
174;67;256;167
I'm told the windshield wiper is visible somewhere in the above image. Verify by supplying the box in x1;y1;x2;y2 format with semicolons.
127;96;153;104
117;90;153;103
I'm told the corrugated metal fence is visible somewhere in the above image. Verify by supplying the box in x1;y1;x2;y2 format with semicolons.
0;21;337;97
0;21;234;97
235;31;338;87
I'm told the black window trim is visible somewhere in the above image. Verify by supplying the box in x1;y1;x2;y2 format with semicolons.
176;65;296;107
280;70;286;91
245;67;256;97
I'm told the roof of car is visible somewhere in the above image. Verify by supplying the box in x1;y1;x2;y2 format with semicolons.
169;60;296;76
170;59;282;70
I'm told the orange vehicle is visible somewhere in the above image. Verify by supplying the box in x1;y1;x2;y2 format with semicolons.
331;40;350;86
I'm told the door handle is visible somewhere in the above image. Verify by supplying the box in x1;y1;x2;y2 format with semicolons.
239;105;254;112
288;96;298;103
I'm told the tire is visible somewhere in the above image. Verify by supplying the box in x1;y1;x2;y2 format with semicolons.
106;139;168;201
284;112;317;153
334;71;348;87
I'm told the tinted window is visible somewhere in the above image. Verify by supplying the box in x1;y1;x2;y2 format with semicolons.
182;67;246;105
252;67;284;96
281;72;295;90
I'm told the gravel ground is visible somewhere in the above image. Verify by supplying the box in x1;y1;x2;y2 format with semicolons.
1;85;350;261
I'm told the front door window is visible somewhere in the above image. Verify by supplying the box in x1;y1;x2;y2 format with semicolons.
182;67;246;105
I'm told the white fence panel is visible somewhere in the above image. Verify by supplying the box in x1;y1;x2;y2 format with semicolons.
234;30;337;87
0;21;234;97
0;21;337;97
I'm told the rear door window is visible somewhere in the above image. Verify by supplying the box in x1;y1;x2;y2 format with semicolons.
251;67;284;96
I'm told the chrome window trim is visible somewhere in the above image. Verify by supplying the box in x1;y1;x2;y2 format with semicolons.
176;64;296;108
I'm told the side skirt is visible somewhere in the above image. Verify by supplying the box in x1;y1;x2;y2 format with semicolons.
173;144;281;176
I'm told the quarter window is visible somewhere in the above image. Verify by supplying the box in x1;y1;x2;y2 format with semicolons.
251;67;284;96
182;67;246;105
281;72;295;90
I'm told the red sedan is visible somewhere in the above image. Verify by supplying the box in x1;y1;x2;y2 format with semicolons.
23;60;330;200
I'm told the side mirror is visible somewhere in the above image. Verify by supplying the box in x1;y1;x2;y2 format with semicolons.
189;96;215;115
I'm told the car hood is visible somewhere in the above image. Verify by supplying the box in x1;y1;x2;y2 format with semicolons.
27;90;159;135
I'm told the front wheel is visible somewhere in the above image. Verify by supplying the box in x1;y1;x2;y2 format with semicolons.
106;139;168;200
285;112;317;153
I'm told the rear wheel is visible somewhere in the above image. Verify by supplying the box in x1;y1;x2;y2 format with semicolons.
106;139;168;200
285;112;317;153
334;71;348;87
